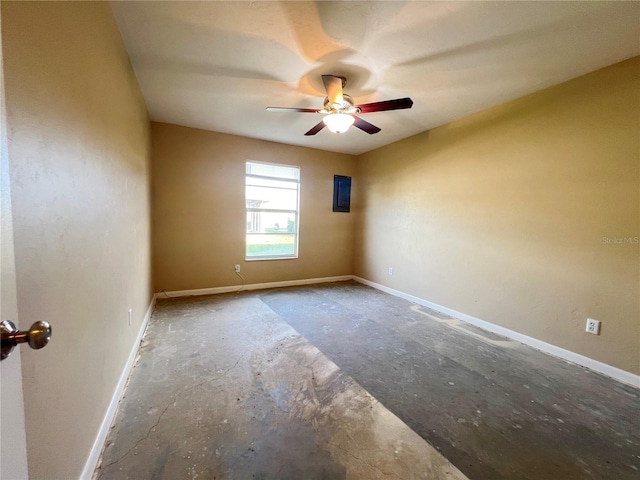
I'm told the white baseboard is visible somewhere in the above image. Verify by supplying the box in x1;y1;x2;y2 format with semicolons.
80;295;156;480
353;276;639;389
157;275;353;299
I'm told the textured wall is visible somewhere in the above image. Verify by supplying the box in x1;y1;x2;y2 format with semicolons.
2;2;152;478
151;122;356;292
355;57;639;374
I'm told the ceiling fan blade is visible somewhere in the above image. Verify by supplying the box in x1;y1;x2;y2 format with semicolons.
356;97;413;114
304;121;326;136
353;116;381;135
266;107;319;113
322;75;344;105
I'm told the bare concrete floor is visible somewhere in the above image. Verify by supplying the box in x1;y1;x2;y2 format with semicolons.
95;281;639;480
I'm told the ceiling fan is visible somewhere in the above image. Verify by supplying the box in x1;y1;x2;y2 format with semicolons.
266;75;413;136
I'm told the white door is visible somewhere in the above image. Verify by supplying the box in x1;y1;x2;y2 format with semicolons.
0;8;29;477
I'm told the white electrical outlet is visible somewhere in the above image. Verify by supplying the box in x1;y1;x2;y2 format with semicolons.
235;264;241;273
388;267;393;275
586;318;600;335
128;308;132;326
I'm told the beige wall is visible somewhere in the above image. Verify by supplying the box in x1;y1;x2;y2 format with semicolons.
152;122;356;292
355;57;640;375
2;2;152;478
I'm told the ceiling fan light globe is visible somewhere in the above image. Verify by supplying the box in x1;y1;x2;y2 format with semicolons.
323;113;355;134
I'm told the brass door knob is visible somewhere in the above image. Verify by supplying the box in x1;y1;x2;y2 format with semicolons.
1;320;52;360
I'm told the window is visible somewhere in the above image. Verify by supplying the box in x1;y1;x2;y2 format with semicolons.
245;161;300;260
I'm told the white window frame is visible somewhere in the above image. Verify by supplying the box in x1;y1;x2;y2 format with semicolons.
245;160;300;261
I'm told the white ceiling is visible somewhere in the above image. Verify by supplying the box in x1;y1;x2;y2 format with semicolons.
111;1;640;156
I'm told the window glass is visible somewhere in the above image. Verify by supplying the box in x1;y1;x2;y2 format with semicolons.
246;161;299;260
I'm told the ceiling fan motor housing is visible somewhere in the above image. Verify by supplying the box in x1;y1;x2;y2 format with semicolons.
323;94;360;114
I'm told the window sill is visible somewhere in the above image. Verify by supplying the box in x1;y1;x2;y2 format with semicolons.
245;255;298;261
